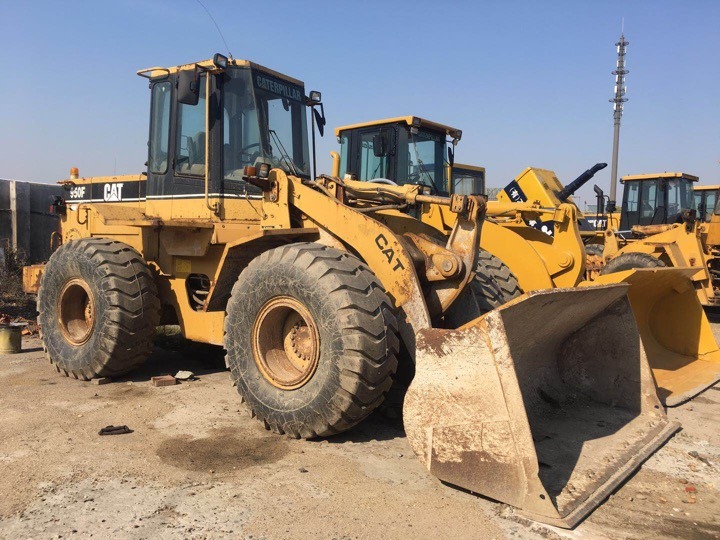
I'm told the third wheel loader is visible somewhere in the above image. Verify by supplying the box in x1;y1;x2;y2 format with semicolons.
24;58;679;528
333;116;720;405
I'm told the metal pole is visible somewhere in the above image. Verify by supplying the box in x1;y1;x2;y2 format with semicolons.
608;34;629;213
311;107;317;180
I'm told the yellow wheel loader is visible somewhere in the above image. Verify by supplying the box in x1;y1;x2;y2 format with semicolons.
23;58;679;528
498;168;720;405
586;173;718;306
694;183;720;280
334;117;720;406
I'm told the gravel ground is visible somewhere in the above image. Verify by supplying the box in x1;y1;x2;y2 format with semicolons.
0;335;717;540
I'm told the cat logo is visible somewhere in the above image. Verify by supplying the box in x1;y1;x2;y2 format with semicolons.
374;234;406;271
103;183;124;202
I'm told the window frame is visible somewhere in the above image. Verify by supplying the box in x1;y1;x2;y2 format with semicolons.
174;74;208;179
148;81;172;175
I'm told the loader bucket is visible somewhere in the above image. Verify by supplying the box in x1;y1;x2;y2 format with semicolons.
584;268;720;406
403;285;679;528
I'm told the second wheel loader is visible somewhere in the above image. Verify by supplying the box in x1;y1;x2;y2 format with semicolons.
24;57;679;528
334;116;720;406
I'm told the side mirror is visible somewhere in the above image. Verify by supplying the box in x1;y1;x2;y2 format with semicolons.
313;106;326;137
177;68;200;106
447;146;454;167
373;134;387;157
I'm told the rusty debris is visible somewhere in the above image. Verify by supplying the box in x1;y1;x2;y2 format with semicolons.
0;314;39;336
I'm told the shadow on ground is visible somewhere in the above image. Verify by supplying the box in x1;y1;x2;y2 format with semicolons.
117;335;228;383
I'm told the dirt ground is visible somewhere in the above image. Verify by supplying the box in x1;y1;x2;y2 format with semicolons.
0;335;718;540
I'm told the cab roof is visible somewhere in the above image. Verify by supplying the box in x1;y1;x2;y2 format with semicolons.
620;172;699;183
136;58;304;87
694;184;720;191
334;116;462;141
452;163;485;173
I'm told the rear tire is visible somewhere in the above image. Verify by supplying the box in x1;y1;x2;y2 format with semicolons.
38;238;160;379
444;249;522;327
224;243;399;439
600;252;666;275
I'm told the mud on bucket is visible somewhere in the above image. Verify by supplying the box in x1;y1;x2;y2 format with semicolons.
403;284;679;528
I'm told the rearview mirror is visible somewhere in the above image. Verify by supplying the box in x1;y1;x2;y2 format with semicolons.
313;107;325;137
177;68;200;106
447;146;454;167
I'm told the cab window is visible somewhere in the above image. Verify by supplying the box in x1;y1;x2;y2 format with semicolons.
148;82;171;174
359;131;389;179
338;133;350;177
624;182;639;213
406;130;445;192
665;179;694;221
705;191;717;221
452;168;485;195
640;179;659;222
176;76;207;176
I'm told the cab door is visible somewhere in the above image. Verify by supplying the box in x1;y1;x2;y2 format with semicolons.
146;73;222;220
345;126;398;181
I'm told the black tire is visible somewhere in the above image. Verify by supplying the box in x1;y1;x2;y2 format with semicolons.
37;238;160;379
600;252;666;275
444;249;522;327
224;243;399;439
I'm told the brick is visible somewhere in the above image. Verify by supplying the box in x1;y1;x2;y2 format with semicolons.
93;377;112;385
151;375;177;387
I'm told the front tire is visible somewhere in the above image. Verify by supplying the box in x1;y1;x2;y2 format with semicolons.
444;249;522;327
38;238;160;379
224;243;399;439
600;252;666;275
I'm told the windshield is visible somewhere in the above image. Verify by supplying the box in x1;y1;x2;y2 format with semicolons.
665;178;695;219
405;129;447;193
451;166;485;195
223;68;310;180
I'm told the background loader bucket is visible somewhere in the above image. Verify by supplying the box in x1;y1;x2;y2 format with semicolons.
586;268;720;406
404;285;679;528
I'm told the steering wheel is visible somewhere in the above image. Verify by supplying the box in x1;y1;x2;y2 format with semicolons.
368;178;398;186
406;172;439;194
238;142;262;163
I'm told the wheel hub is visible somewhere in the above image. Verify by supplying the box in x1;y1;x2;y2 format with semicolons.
252;296;320;390
58;278;96;346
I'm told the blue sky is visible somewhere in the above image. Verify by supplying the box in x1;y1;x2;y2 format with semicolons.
2;0;718;207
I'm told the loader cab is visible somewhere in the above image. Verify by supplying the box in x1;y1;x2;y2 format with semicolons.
619;172;698;231
335;117;462;195
139;56;312;217
693;185;719;223
450;164;486;195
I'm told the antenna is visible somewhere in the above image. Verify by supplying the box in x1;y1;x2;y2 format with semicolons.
195;0;234;61
607;31;629;213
